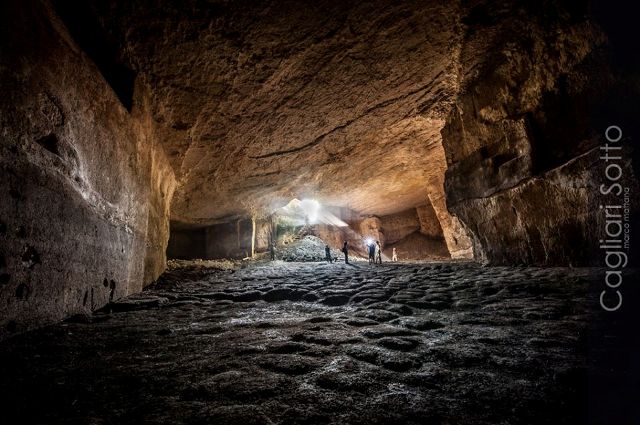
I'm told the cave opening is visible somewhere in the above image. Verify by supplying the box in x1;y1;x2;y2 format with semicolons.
0;0;638;423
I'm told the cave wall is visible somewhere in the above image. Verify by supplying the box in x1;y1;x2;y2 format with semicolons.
313;207;371;257
414;204;443;240
312;206;451;260
178;205;453;262
205;223;240;259
358;217;386;247
167;218;273;260
380;206;450;261
142;110;176;284
442;0;639;265
167;228;206;260
0;0;175;338
424;179;475;260
380;209;422;244
205;219;271;259
383;233;450;261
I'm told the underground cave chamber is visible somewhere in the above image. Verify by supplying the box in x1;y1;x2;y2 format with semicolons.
0;0;639;423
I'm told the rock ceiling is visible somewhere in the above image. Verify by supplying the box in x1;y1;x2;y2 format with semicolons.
88;0;468;225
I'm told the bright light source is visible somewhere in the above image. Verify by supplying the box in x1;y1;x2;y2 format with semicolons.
365;238;373;246
276;198;348;227
299;199;320;224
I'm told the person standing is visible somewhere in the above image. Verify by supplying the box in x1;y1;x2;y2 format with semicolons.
325;245;332;263
368;241;375;264
375;241;382;264
342;241;349;264
269;237;276;261
392;247;398;262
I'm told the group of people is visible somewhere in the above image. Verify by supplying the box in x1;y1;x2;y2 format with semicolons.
325;241;399;264
324;242;353;264
367;240;382;264
325;243;348;264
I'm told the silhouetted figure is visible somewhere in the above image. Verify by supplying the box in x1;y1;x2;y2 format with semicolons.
270;240;276;261
325;245;332;263
376;241;382;264
368;242;375;264
342;241;349;264
392;247;398;262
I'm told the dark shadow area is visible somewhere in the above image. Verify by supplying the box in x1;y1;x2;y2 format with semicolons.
590;0;640;267
586;269;640;425
35;133;60;157
51;1;136;111
167;224;207;260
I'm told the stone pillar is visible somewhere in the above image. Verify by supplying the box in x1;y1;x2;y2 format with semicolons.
425;180;474;260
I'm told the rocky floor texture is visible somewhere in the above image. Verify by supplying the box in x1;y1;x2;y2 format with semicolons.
0;261;636;424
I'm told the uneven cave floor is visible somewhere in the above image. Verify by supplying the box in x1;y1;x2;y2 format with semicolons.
0;261;628;425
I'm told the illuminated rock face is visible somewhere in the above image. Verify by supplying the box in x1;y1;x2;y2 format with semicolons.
93;0;638;265
67;0;477;262
440;0;640;264
0;0;175;338
67;0;465;226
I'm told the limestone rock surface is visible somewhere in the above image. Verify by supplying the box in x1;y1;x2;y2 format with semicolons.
440;0;640;264
69;0;466;225
0;0;175;337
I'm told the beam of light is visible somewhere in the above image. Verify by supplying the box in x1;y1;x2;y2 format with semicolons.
365;238;374;246
277;198;348;227
299;199;320;223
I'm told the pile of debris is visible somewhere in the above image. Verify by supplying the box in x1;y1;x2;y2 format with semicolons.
277;235;343;262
